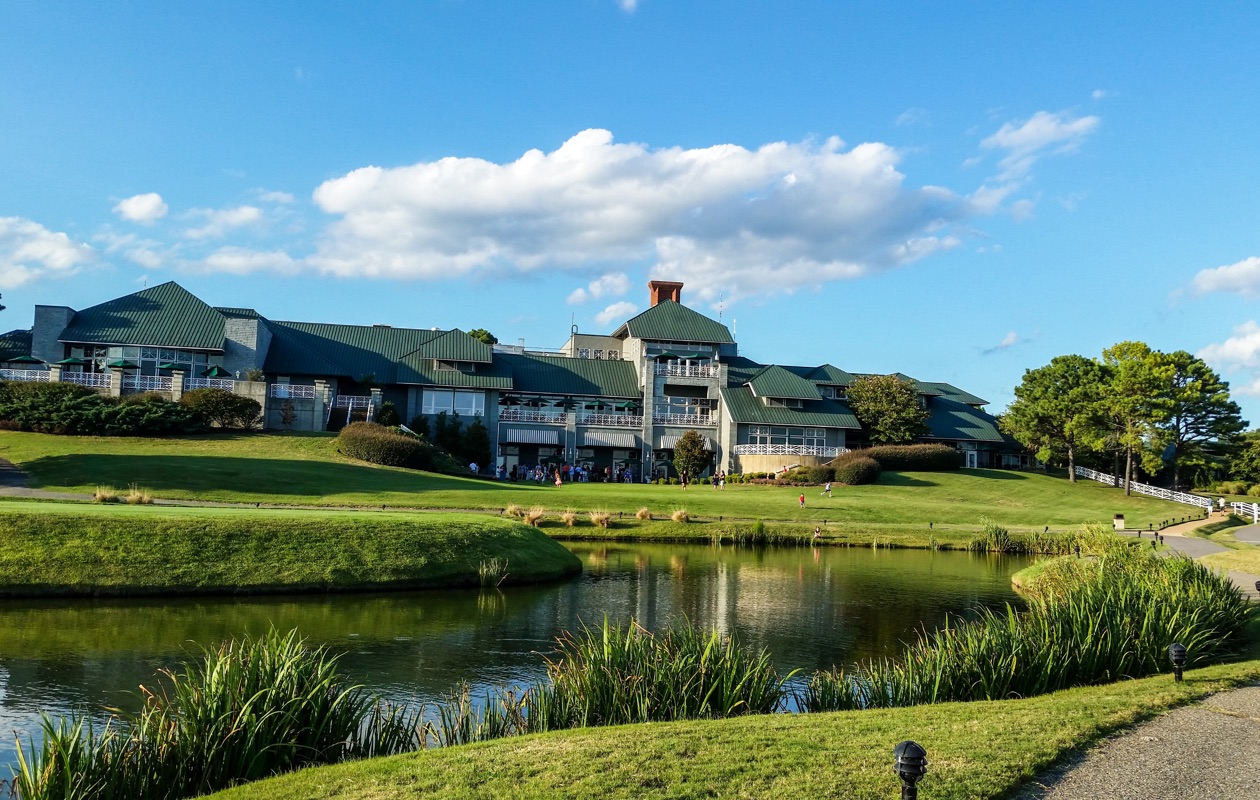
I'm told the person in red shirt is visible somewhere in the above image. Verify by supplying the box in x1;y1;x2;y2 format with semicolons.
798;493;805;508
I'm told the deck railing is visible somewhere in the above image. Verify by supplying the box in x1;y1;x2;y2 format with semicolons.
732;444;844;457
579;413;643;428
271;384;317;399
1073;466;1213;510
652;413;717;427
499;409;566;424
61;372;111;389
122;375;173;392
655;363;719;378
0;369;50;383
186;378;235;391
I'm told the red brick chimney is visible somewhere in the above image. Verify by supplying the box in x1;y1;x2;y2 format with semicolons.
648;280;683;306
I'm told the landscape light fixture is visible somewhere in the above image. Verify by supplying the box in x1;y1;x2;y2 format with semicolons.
893;740;928;799
1254;580;1259;594
1168;643;1187;682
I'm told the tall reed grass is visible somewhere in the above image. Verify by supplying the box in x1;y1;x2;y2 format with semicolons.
805;543;1252;711
11;629;423;800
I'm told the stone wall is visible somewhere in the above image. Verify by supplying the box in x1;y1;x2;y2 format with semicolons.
31;305;75;363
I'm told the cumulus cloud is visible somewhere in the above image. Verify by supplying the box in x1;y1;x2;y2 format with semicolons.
1198;321;1260;371
308;129;968;304
0;217;95;287
567;272;631;304
113;193;169;224
194;246;299;275
1190;256;1260;298
95;231;167;270
980;110;1100;182
257;190;296;204
595;301;638;325
185;206;264;239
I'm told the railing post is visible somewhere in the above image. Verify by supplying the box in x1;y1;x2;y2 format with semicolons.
108;370;123;397
171;369;185;401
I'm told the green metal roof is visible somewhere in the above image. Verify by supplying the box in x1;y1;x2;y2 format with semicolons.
723;355;765;386
720;386;861;429
59;282;227;351
0;329;33;360
918;381;989;406
265;321;436;381
805;363;855;385
399;358;514;389
746;365;822;400
924;397;1005;442
612;301;734;344
406;329;493;363
500;353;640;397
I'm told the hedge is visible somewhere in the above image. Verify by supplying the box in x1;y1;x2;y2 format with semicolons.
179;388;261;430
834;455;881;485
0;382;204;436
837;444;962;472
337;422;432;468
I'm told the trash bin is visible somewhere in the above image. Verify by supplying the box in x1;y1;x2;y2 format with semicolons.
1113;514;1125;531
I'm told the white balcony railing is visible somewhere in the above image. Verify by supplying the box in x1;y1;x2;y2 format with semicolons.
0;369;50;383
498;408;566;424
732;444;844;457
61;372;111;389
186;378;235;391
653;413;717;427
271;384;317;399
122;375;173;392
579;413;644;428
655;363;719;378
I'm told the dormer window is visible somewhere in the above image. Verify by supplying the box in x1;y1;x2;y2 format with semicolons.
435;359;469;371
765;397;804;409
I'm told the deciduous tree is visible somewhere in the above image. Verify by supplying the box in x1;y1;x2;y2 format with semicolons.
671;429;710;485
846;375;929;444
468;328;498;346
1100;341;1173;495
1001;355;1105;481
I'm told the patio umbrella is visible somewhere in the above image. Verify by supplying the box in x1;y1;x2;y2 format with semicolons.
156;362;180;371
106;359;140;370
614;401;638;409
7;355;43;365
555;398;578;409
54;357;86;366
202;365;232;378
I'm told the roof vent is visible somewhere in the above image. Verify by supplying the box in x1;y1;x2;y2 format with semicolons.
372;324;391;328
648;280;683;307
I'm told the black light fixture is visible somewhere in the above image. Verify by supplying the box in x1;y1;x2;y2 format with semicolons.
893;740;929;799
1254;580;1259;594
1168;642;1187;682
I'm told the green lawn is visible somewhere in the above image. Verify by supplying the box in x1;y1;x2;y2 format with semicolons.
0;431;1197;530
207;659;1260;800
0;500;580;595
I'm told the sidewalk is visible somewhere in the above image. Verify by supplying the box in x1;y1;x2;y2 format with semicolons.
1120;517;1260;598
1013;684;1260;799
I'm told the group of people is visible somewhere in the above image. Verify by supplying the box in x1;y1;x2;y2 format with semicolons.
495;463;636;484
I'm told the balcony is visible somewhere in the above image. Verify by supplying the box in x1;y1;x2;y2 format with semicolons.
732;444;844;457
579;413;644;428
271;384;317;399
655;363;718;378
653;413;717;427
498;408;566;424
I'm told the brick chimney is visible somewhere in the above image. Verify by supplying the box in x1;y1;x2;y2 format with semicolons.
648;280;683;306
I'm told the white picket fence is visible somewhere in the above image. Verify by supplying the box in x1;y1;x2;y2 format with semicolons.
1230;502;1260;523
1073;466;1213;510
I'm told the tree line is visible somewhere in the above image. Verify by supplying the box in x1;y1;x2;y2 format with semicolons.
1001;341;1247;494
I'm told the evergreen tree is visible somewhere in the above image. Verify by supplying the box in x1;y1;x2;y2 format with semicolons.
1155;350;1246;490
462;414;493;468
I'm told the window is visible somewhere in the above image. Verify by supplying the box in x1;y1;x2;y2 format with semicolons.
748;425;825;447
607;350;620;360
422;389;484;417
593;349;604;360
578;348;591;359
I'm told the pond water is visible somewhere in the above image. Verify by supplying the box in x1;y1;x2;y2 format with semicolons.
0;542;1030;771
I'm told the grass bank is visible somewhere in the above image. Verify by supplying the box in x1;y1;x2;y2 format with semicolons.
0;430;1193;529
0;501;580;596
205;659;1260;800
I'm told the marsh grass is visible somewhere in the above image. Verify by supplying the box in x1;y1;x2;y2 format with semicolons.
123;484;153;505
92;486;119;504
635;507;652;521
523;506;546;527
478;558;509;588
11;629;424;800
587;511;611;528
805;543;1253;711
670;509;689;524
560;509;577;527
503;504;524;519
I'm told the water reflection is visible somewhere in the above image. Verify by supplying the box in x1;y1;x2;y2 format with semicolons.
0;543;1028;769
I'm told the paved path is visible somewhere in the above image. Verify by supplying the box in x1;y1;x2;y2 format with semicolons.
1235;523;1260;544
1013;684;1260;799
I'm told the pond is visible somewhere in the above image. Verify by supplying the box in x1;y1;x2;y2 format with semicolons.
0;542;1030;771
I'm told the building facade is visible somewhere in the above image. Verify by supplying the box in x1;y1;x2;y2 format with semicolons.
0;280;1024;477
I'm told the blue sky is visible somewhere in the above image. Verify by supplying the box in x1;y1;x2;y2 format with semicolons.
4;2;1260;420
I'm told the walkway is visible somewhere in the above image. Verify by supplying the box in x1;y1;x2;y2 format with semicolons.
1118;517;1260;598
1014;684;1260;799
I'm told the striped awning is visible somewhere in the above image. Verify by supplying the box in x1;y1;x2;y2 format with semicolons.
500;427;561;445
657;434;712;450
582;431;638;448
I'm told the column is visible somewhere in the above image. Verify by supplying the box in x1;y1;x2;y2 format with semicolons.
171;370;185;401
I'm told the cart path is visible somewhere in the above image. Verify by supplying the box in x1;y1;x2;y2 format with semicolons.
1012;684;1260;800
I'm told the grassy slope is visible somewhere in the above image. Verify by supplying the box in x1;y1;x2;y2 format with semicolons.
208;660;1260;800
0;431;1193;529
1181;515;1260;574
0;501;581;595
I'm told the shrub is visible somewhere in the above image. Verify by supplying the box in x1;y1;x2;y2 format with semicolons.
560;509;577;527
838;444;962;472
0;381;204;436
524;506;546;526
669;477;679;485
93;486;119;504
1247;484;1260;498
407;415;430;440
179;387;261;430
806;465;835;484
671;508;689;523
503;504;524;519
376;401;400;427
636;507;652;521
834;455;881;485
124;484;153;505
588;511;611;528
337;421;430;468
1217;480;1249;496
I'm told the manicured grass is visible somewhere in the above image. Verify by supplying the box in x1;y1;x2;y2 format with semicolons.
0;431;1193;529
1200;548;1260;574
0;501;580;595
206;659;1260;800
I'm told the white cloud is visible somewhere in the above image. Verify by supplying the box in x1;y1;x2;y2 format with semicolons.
113;192;168;224
617;0;638;11
1191;256;1260;298
185;205;264;239
1091;89;1107;100
895;107;928;127
568;271;631;304
308;129;969;304
257;190;296;204
95;231;167;270
982;330;1021;355
980;110;1100;182
194;246;298;275
595;301;638;325
0;217;95;288
1198;321;1260;371
1011;199;1035;221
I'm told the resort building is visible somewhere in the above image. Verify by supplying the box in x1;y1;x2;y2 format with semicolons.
0;280;1023;477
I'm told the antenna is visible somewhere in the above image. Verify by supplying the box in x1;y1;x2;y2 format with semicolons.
717;292;725;322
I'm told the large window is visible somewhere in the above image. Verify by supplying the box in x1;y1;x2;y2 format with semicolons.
69;345;211;375
659;395;715;417
748;426;826;447
422;389;485;417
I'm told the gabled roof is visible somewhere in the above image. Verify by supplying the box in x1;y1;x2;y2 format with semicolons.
264;321;435;381
746;365;821;400
720;386;860;429
0;329;33;360
500;353;640;397
59;282;227;351
406;329;493;363
397;356;514;389
612;300;734;344
920;382;988;406
804;363;855;386
723;355;765;386
924;396;1004;442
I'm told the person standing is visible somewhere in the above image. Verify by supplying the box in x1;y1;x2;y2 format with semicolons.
798;492;805;509
822;481;832;497
719;470;725;490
